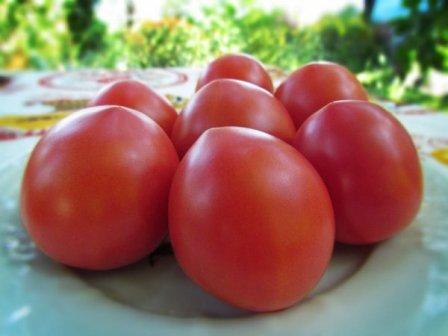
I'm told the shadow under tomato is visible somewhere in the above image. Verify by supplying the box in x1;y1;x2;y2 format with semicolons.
73;242;373;319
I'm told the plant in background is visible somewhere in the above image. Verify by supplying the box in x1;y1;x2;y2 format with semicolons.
188;1;245;58
125;18;208;68
231;2;323;69
0;0;71;69
314;6;383;73
63;0;107;66
174;0;323;69
0;0;447;111
391;0;448;80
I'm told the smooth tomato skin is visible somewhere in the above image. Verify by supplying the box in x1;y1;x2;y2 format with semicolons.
89;79;178;134
169;127;334;312
21;106;179;270
196;54;274;93
275;62;368;128
171;79;296;157
293;100;423;244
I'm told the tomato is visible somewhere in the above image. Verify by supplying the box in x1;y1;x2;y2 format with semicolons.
89;79;177;135
293;100;422;244
196;54;274;93
169;127;334;312
275;62;368;128
171;79;296;157
21;106;179;270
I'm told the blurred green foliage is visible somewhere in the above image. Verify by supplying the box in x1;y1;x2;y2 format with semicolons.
190;1;323;70
124;0;324;69
393;0;448;78
0;0;71;69
314;6;382;73
125;19;208;67
0;0;447;110
64;0;107;62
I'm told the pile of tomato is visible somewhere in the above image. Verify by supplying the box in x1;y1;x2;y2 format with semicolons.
21;54;423;312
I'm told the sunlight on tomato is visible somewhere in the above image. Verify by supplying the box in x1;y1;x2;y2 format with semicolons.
293;100;422;244
169;126;334;312
171;79;295;157
89;79;178;134
21;106;179;270
196;53;274;93
275;62;368;128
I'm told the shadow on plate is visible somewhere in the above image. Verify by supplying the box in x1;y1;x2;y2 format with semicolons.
73;243;373;319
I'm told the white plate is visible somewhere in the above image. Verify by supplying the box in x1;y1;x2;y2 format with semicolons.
1;138;448;336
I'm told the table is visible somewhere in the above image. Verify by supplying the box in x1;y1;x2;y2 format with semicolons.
1;69;448;335
0;68;447;168
2;67;447;260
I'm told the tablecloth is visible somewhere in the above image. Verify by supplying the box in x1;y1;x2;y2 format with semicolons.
1;68;448;336
0;68;447;169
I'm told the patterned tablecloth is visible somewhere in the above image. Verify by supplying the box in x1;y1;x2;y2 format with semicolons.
1;69;448;336
0;68;447;169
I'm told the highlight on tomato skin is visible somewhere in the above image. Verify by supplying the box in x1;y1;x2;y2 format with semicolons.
20;105;179;270
275;61;369;129
196;53;274;93
293;100;423;245
88;79;178;135
169;126;335;312
171;78;296;157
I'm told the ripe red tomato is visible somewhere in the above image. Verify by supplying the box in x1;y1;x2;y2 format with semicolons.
275;62;368;128
21;106;179;270
89;79;177;134
169;127;334;312
293;100;422;244
171;79;296;157
196;54;274;93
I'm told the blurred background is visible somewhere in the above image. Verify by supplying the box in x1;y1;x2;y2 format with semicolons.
1;0;447;111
